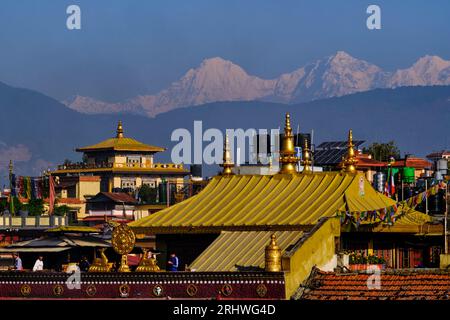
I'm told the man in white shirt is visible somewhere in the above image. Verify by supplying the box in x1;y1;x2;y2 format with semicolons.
32;256;44;272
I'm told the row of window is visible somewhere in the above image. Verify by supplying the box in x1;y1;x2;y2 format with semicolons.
121;180;156;188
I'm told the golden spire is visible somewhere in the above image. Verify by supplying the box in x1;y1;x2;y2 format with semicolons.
220;134;234;175
302;138;312;173
116;120;124;138
279;113;299;174
340;129;357;173
265;234;282;272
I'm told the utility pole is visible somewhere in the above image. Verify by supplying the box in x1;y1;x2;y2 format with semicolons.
167;180;170;207
8;160;13;187
401;178;404;202
311;129;314;173
425;179;429;215
445;181;448;254
8;160;15;216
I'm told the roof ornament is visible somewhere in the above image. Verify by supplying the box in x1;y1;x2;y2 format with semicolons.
279;113;299;174
88;248;112;272
302;138;312;173
116;120;124;138
220;134;234;175
111;223;136;272
340;129;357;173
265;234;282;272
136;248;161;272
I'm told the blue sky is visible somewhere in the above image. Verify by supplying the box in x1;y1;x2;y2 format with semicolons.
0;0;448;101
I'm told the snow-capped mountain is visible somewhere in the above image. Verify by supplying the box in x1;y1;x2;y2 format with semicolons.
148;57;276;116
388;55;450;87
288;51;389;103
64;52;450;117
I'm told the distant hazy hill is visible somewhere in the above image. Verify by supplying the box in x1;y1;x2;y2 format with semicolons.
64;52;450;117
0;81;449;178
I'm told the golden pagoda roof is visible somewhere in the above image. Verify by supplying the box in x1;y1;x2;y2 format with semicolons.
190;231;304;272
130;171;431;233
76;121;165;153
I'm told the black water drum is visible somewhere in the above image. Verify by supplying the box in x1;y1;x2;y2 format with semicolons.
429;190;446;214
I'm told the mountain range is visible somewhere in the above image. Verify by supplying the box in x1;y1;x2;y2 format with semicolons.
0;79;448;178
64;51;450;117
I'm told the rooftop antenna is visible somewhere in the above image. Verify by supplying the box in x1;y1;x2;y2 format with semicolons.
311;129;314;172
296;124;300;171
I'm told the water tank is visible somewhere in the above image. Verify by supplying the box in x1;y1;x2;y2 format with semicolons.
373;172;386;193
190;164;202;178
437;159;448;174
429;190;445;214
402;167;415;183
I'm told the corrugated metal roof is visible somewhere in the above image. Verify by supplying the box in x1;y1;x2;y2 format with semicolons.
189;231;304;272
0;235;110;251
89;192;137;204
130;172;430;232
0;247;70;253
45;226;100;234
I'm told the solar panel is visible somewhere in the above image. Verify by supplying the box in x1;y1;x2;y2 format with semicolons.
313;140;366;165
316;140;365;150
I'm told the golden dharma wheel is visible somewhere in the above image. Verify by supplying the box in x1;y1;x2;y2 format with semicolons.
111;223;136;255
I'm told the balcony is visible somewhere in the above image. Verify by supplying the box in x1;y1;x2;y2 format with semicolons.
0;215;68;230
56;162;184;171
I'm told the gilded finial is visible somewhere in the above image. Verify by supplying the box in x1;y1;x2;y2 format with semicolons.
340;129;357;173
220;134;234;175
279;113;299;174
116;120;124;138
265;233;282;272
302;138;312;173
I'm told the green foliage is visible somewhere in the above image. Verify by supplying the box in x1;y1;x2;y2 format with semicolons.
0;198;7;212
138;184;157;204
53;205;70;216
349;252;386;265
10;197;23;214
363;141;401;161
23;198;45;216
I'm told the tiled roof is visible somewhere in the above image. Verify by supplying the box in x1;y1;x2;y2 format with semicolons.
391;157;432;169
57;198;84;204
298;268;450;300
426;151;450;159
355;156;386;168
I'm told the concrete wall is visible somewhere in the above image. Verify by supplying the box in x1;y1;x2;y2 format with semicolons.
282;218;340;298
78;180;100;199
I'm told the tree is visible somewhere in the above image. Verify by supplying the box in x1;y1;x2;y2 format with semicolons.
23;198;45;216
54;205;70;216
363;141;401;161
0;198;7;213
138;184;157;204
